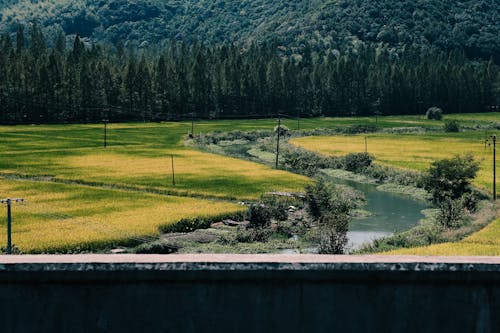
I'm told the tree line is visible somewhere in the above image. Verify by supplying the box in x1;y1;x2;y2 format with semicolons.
0;24;499;124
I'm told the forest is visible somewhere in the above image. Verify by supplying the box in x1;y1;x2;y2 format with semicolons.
0;23;499;123
1;0;499;61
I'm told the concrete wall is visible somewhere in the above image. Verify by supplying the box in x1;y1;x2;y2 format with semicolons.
0;254;499;333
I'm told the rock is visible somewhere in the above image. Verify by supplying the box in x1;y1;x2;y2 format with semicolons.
223;219;245;227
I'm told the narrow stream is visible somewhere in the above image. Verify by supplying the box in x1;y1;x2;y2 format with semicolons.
327;176;429;250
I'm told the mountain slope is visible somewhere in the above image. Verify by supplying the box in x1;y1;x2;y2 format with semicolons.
0;0;499;59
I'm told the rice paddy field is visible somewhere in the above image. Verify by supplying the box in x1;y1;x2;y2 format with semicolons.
291;115;499;255
291;131;496;193
0;113;498;254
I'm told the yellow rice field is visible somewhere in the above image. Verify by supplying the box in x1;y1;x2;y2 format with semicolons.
386;214;500;255
291;132;495;193
0;178;245;253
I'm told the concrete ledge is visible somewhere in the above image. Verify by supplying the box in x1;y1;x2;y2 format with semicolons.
2;253;500;263
1;255;499;332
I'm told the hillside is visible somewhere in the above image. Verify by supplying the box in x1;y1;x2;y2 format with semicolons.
0;0;499;60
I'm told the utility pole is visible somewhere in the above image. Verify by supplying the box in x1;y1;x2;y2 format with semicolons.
275;114;281;169
1;198;24;254
171;154;176;186
190;112;194;138
296;108;300;130
493;135;497;200
103;119;109;148
486;135;497;200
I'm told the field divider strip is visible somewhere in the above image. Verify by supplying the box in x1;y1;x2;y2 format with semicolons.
0;173;246;204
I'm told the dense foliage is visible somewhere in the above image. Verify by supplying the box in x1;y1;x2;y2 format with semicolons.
423;154;480;204
1;24;498;123
1;0;499;61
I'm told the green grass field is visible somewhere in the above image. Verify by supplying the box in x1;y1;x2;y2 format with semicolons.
0;113;498;254
0;120;312;252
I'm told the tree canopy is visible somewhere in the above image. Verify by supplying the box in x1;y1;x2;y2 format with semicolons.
0;25;498;124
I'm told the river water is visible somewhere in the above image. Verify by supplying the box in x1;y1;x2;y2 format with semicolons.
330;177;429;251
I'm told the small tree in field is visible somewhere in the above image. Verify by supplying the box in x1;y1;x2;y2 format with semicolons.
423;154;479;204
426;107;443;120
305;181;353;254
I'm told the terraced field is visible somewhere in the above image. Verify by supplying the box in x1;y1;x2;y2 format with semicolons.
0;113;498;253
0;121;310;252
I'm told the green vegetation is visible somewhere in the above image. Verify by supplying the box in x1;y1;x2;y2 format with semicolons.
292;122;499;256
0;122;310;201
386;205;500;256
0;113;498;254
0;178;245;253
0;22;498;124
292;129;498;194
1;0;498;60
305;181;355;254
426;107;443;121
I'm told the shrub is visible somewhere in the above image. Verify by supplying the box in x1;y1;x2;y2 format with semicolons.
317;212;349;254
426;107;443;120
160;212;244;233
422;154;479;203
274;124;290;138
343;152;373;172
281;146;342;176
305;181;332;219
444;120;460;132
260;195;289;221
460;192;479;213
134;241;179;254
341;124;378;134
246;203;272;228
236;227;272;243
436;197;465;228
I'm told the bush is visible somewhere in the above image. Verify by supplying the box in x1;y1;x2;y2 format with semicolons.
444;120;460;132
246;204;272;228
260;195;289;221
274;124;290;138
281;146;341;176
160;212;244;233
436;197;465;228
305;182;332;219
422;154;479;203
341;124;378;134
318;212;349;254
343;152;373;172
235;227;272;243
134;241;179;254
426;107;443;120
460;192;479;213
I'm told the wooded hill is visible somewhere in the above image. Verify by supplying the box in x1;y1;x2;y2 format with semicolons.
0;1;499;123
0;0;499;61
0;25;498;124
